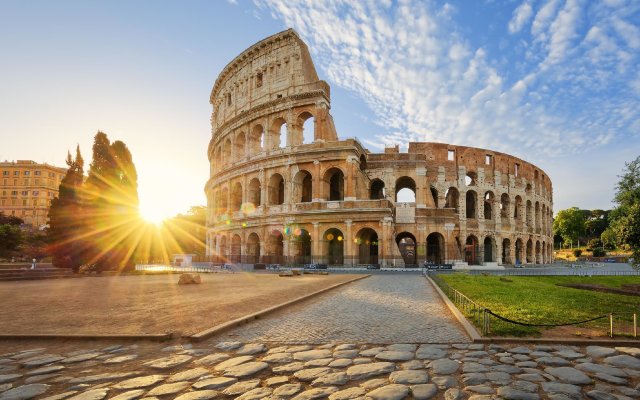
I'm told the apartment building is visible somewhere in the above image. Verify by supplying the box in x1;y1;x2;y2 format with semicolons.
0;160;66;229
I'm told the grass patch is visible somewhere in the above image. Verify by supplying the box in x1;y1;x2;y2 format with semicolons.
439;274;640;337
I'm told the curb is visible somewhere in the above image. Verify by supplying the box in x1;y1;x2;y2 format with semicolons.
425;274;481;341
189;274;370;342
474;337;640;346
0;333;172;341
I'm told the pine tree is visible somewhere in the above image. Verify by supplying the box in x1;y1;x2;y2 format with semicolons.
48;146;85;271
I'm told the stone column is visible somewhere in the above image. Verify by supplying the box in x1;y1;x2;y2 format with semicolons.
345;157;356;201
312;222;320;263
381;220;389;267
345;220;353;266
313;160;321;201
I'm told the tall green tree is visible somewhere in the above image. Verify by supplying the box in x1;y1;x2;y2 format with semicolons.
553;207;586;246
48;146;86;271
0;213;23;259
607;156;640;268
83;132;140;270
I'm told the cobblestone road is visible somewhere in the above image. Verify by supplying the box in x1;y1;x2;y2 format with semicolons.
221;274;470;344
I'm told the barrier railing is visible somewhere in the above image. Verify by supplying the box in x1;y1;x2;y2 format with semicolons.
426;271;639;338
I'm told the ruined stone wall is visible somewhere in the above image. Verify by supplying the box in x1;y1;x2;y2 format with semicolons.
205;30;554;267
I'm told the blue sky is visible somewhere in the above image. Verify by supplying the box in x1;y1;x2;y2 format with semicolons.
0;0;638;221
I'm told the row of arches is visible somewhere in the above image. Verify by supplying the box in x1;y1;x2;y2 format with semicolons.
212;112;316;170
210;168;346;215
207;227;552;266
208;227;379;265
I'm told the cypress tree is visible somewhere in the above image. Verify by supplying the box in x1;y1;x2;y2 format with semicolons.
48;146;85;271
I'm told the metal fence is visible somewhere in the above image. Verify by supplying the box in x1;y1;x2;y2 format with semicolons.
432;267;640;276
427;271;639;338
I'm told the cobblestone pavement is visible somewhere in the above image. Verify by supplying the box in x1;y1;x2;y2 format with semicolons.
1;341;640;399
221;274;470;344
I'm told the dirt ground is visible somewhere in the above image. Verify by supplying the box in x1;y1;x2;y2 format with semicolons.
0;273;364;336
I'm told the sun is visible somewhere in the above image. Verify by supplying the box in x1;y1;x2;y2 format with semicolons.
139;206;169;226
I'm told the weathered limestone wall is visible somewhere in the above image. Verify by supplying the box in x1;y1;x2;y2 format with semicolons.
205;29;554;267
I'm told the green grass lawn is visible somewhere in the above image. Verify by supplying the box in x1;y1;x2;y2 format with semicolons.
438;274;640;337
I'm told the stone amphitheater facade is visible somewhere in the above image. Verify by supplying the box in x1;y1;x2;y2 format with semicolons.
205;29;553;268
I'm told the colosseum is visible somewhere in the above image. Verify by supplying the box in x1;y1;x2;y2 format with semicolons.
205;29;554;269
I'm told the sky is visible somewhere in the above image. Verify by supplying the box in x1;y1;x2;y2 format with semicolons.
0;0;638;221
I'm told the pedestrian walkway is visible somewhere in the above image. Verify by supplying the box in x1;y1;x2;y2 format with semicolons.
221;274;470;344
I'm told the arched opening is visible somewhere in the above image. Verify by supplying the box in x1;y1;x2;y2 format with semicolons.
292;228;311;265
270;118;287;149
515;238;524;264
250;124;264;156
484;236;494;262
231;182;243;211
298;112;315;144
500;193;510;219
356;228;379;265
396;232;417;266
395;176;416;202
526;239;533;263
426;232;445;265
324;228;344;265
247;233;260;264
247;178;261;208
323;168;344;201
231;234;242;263
430;187;439;208
465;235;479;265
466;190;477;219
465;171;477;186
268;173;285;205
502;238;512;264
234;132;246;161
223;138;232;164
514;196;523;221
293;170;313;203
266;230;284;264
370;179;385;200
535;240;541;264
219;187;229;213
484;191;494;220
445;187;459;213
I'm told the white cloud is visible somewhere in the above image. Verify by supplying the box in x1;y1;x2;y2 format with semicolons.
255;0;639;161
509;1;534;34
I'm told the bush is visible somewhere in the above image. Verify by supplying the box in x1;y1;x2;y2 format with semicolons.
592;248;606;257
573;249;583;257
587;238;603;251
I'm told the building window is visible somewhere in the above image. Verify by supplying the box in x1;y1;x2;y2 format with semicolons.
447;150;455;161
515;163;520;177
485;155;492;165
